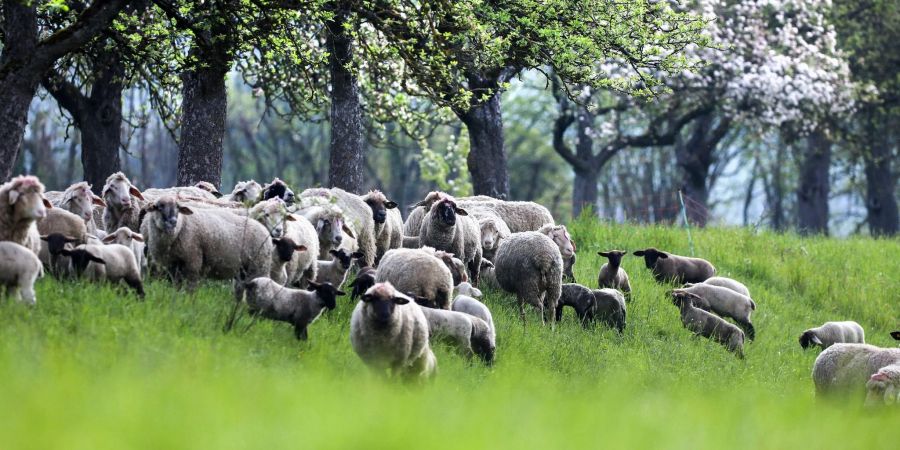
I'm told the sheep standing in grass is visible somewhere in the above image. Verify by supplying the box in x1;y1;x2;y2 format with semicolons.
244;277;344;340
0;175;52;255
633;248;716;284
671;290;745;358
362;190;402;264
419;195;482;284
494;231;563;326
420;306;495;364
675;284;756;340
246;199;320;287
349;266;376;300
376;247;454;309
316;249;364;287
813;343;900;398
452;288;496;357
36;208;88;271
227;180;263;203
269;237;307;284
597;250;631;300
866;363;900;406
299;188;377;267
460;205;511;262
101;172;145;232
592;289;627;333
350;282;437;379
799;321;865;350
0;241;44;305
62;244;144;297
555;283;595;326
101;227;146;274
39;233;79;277
538;224;576;283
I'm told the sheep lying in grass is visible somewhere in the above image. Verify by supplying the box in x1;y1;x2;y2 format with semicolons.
494;231;563;326
592;288;627;333
101;227;146;275
62;244;144;298
633;248;716;284
813;342;900;398
362;190;401;264
101;172;145;232
866;363;900;407
376;247;454;309
671;290;745;358
597;250;631;300
244;277;344;340
0;241;44;305
420;306;495;365
0;175;52;255
675;284;756;340
419;195;483;285
799;321;865;350
227;180;263;203
316;248;364;287
350;282;437;380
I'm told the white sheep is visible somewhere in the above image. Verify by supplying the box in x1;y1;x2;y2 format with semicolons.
457;196;555;233
316;248;364;287
451;290;496;360
419;305;495;364
0;175;52;255
698;276;751;298
538;224;576;283
418;194;483;285
799;321;865;350
350;282;437;379
244;277;345;340
101;227;146;275
101;172;146;232
361;190;402;264
813;343;900;398
45;181;107;234
376;247;454;309
670;290;745;358
62;243;144;298
299;187;376;266
0;241;44;305
674;283;756;340
493;231;563;327
226;180;263;203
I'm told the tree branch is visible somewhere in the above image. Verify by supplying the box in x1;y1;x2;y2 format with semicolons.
34;0;130;68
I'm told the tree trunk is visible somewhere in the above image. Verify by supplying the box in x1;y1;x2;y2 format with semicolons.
675;115;714;227
176;44;230;187
863;122;898;236
459;74;510;199
795;128;831;235
326;9;365;194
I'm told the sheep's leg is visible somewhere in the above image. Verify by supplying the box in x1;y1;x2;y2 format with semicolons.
517;295;527;329
740;321;755;341
125;277;145;300
293;324;309;341
468;258;481;287
554;304;564;323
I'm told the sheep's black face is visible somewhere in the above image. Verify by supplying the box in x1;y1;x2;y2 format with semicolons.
61;249;105;275
436;201;457;227
892;331;900;341
600;250;625;267
349;271;376;300
310;282;345;310
42;233;77;255
365;199;388;224
634;248;666;269
263;183;294;204
799;331;816;349
368;298;396;328
471;334;495;366
273;237;299;262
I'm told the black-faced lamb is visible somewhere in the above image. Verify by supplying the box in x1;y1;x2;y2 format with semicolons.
349;266;376;300
420;306;495;364
493;231;563;326
592;288;627;333
799;321;865;350
0;241;44;305
0;175;53;255
362;190;401;264
244;277;344;340
101;172;146;232
269;237;308;284
62;244;144;297
671;290;745;358
674;284;756;340
597;250;631;300
39;233;79;277
813;343;900;398
633;247;716;284
375;247;454;309
36;208;88;271
316;248;364;287
350;282;437;379
418;194;482;285
260;178;295;204
555;283;594;326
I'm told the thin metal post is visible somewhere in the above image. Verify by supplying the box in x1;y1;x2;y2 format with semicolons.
678;190;695;256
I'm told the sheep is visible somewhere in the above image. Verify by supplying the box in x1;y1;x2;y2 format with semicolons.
362;190;402;264
597;250;631;300
457;196;555;233
249;198;295;239
674;284;756;340
698;276;750;298
799;321;866;350
432;250;468;286
403;191;445;237
244;277;344;340
268;236;307;284
101;227;146;275
375;247;454;310
478;258;497;289
142;186;218;201
36;208;88;271
458;205;511;262
493;231;563;326
350;282;437;379
0;241;44;305
866;364;900;407
45;181;107;234
418;195;483;284
670;290;745;358
62;243;144;297
420;306;495;364
593;288;627;333
294;202;355;260
633;248;716;284
141;196;272;288
555;283;595;327
455;281;482;299
226;180;263;203
298;187;377;267
348;266;376;301
260;177;295;204
280;215;320;288
101;172;146;232
39;233;79;277
538;224;576;283
0;175;52;254
451;290;496;355
813;343;900;398
316;248;364;287
193;181;222;198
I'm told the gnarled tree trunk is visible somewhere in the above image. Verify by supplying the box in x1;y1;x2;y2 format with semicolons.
326;8;365;194
458;73;510;199
675;113;731;227
795;128;831;235
863;120;898;236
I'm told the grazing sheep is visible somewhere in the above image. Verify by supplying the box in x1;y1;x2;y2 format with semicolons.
698;276;751;298
675;284;756;340
633;248;716;284
362;190;402;264
0;175;52;254
316;248;364;287
671;290;745;358
555;283;595;326
269;237;307;284
592;288;627;333
420;306;495;364
494;231;563;326
349;266;376;301
227;180;263;203
457;197;555;233
260;178;295;204
866;364;900;407
799;321;866;350
538;224;576;283
36;208;88;269
101;172;145;232
597;250;631;300
101;227;146;274
451;292;496;353
813;343;900;398
141;196;272;288
39;233;79;277
0;241;44;305
62;244;144;297
244;277;344;340
46;181;106;234
418;195;483;285
375;247;454;309
350;282;437;379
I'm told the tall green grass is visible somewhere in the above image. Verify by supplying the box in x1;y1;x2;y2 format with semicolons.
1;220;898;449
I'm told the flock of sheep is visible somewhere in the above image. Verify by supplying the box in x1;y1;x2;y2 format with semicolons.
0;173;897;406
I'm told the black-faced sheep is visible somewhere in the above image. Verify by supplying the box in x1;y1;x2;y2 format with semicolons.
39;233;79;277
799;321;865;350
244;277;344;340
592;288;627;333
316;248;364;287
674;284;756;340
101;172;145;232
555;283;595;326
62;244;144;297
0;175;53;255
375;247;454;310
36;208;88;271
0;241;44;304
813;343;900;398
350;282;437;379
671;290;745;358
362;190;401;264
349;266;376;301
633;248;716;284
597;250;631;300
269;237;308;284
260;177;295;204
419;195;482;285
494;231;563;327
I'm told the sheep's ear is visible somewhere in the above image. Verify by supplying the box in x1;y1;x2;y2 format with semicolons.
128;186;145;200
633;250;645;256
385;201;398;209
598;251;609;257
870;372;890;382
392;293;411;305
7;190;19;205
131;233;144;242
211;190;223;198
307;280;321;289
102;234;117;243
810;335;823;346
91;195;107;207
351;251;364;259
657;252;669;259
454;207;468;216
471;287;483;297
335;289;347;296
295;244;307;252
88;254;106;265
42;196;53;208
481;259;494;268
342;224;356;239
329;249;340;257
891;331;900;341
40;235;49;241
285;214;297;221
178;206;194;215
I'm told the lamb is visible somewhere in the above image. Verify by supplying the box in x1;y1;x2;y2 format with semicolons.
375;247;454;309
813;343;900;398
597;250;631;300
697;276;750;298
226;180;263;203
673;284;756;340
0;241;44;305
418;194;482;284
555;283;595;327
36;208;88;270
39;233;79;277
141;196;272;288
451;290;496;357
361;190;402;264
260;177;295;204
670;290;745;358
349;266;376;300
299;187;377;267
539;224;576;283
799;321;866;350
350;282;437;379
866;364;900;406
101;172;146;232
592;288;627;333
45;181;106;234
633;248;716;284
455;281;482;299
0;175;52;254
420;306;495;364
101;227;146;275
316;248;364;287
249;198;296;238
62;243;144;297
268;237;307;284
244;277;344;340
493;231;563;326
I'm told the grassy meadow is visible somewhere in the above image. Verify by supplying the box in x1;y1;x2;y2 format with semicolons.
1;220;898;449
